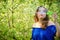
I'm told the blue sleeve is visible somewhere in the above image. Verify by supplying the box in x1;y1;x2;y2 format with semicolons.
51;25;57;36
31;28;34;40
31;28;39;40
31;28;36;40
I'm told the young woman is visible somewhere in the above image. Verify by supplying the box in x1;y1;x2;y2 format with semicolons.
31;6;57;40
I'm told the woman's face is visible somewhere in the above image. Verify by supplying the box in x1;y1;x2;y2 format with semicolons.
37;12;46;19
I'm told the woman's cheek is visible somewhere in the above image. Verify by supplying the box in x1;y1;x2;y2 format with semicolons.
37;14;40;18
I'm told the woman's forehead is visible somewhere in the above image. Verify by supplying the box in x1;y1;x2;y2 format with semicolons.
37;7;47;14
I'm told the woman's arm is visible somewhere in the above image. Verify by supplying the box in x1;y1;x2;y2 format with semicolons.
48;21;57;36
31;23;42;40
31;23;38;40
54;22;60;37
52;13;60;37
31;23;37;40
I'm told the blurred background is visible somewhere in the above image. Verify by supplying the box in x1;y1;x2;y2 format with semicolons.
0;0;60;40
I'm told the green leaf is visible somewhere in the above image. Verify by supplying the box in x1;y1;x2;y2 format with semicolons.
47;11;53;15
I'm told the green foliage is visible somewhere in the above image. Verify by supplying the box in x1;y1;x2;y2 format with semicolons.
0;0;60;40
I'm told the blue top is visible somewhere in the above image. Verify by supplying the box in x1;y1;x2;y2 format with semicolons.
31;25;56;40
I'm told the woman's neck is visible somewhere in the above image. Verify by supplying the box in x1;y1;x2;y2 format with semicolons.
38;19;43;23
37;22;46;29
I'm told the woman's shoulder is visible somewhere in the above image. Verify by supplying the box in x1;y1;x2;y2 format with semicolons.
32;22;41;28
48;20;55;26
32;21;56;28
48;21;56;33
